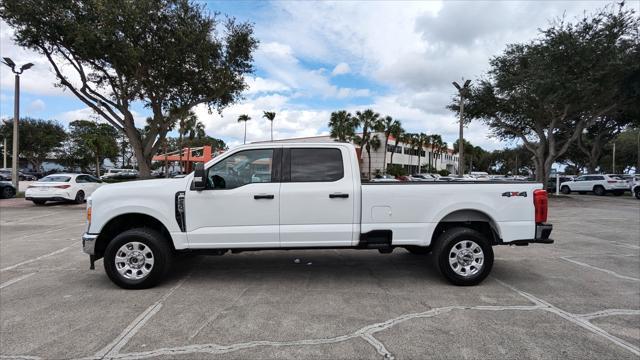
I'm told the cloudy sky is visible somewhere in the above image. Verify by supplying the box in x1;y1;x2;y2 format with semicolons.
0;0;622;149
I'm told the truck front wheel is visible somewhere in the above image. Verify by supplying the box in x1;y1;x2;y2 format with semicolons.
433;227;494;286
104;228;172;289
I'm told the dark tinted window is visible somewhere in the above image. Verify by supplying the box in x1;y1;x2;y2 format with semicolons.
39;176;71;182
206;149;273;189
290;148;343;182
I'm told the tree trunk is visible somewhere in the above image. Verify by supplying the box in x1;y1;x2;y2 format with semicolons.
179;132;183;174
367;147;372;179
383;137;389;174
95;153;101;177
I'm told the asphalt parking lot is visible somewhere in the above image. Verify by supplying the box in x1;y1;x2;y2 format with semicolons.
1;194;639;359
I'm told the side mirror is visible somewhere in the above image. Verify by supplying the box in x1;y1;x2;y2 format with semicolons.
193;163;206;190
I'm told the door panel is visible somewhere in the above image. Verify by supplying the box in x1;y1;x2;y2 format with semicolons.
185;148;280;248
186;183;280;248
280;147;354;247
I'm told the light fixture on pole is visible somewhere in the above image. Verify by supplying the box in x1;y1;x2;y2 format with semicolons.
2;57;34;189
452;79;471;177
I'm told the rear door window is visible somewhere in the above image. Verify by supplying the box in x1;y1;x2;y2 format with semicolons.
290;148;344;182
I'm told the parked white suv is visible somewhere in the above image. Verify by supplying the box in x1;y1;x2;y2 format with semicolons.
559;174;628;196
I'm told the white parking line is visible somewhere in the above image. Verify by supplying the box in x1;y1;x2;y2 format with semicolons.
91;272;193;359
0;212;59;225
560;257;640;282
0;246;73;272
0;273;35;289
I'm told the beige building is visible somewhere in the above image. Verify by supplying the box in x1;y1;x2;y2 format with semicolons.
264;133;459;177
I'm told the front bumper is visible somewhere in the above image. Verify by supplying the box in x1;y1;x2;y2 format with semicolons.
82;233;98;255
508;224;554;246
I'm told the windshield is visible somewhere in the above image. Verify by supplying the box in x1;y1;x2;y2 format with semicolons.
39;176;71;182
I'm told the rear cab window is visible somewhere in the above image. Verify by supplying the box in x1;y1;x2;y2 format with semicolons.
289;148;344;182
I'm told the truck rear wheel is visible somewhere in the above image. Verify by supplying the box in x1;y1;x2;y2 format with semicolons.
433;227;493;286
104;228;172;289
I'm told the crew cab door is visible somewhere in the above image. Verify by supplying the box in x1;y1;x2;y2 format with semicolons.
185;148;281;248
279;146;355;247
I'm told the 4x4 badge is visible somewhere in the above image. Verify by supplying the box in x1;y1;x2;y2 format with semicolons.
502;191;527;197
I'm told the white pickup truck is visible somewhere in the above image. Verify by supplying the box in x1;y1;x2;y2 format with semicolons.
82;143;553;289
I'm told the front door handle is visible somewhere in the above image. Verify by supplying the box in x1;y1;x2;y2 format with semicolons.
254;194;275;200
329;193;349;199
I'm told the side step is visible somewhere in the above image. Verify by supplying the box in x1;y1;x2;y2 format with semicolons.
358;230;393;253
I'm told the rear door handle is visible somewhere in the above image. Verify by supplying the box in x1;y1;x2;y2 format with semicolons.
254;194;275;200
329;193;349;198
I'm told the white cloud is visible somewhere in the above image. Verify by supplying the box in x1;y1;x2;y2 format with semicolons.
193;94;330;146
27;99;45;112
255;41;371;99
331;62;351;76
245;77;290;94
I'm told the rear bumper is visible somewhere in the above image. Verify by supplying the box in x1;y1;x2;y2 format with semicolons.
507;224;554;246
25;196;70;202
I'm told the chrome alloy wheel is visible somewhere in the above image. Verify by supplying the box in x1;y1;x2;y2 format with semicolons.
448;240;484;277
115;242;155;280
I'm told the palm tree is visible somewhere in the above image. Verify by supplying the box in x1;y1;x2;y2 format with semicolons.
381;116;401;174
414;133;429;174
354;109;382;179
388;123;404;170
188;121;206;141
237;114;251;144
262;111;276;141
175;110;198;173
328;110;355;142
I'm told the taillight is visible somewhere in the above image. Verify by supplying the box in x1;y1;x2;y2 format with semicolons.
54;185;71;189
533;189;548;224
607;180;617;184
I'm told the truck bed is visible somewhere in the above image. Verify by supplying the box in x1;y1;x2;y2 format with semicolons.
360;182;542;246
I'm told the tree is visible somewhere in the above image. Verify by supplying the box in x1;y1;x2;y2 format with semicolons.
237;114;251;144
0;118;66;171
1;0;258;177
353;109;382;179
457;4;639;184
388;122;405;169
380;116;402;173
67;120;119;176
328;110;356;142
263;111;276;141
430;135;445;170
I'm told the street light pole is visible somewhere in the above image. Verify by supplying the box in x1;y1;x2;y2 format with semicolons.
2;57;33;189
452;79;471;177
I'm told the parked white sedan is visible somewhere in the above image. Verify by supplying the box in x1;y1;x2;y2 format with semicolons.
25;173;103;205
559;174;628;196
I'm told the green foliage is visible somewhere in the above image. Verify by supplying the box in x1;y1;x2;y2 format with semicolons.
438;169;450;176
1;0;258;176
386;164;406;177
0;117;66;170
66;120;119;175
328;110;357;142
456;3;639;183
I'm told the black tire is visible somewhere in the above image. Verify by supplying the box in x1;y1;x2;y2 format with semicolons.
560;186;571;195
1;186;15;199
635;189;640;200
593;186;605;196
433;227;494;286
104;228;172;289
404;246;431;255
32;199;46;205
613;190;624;196
74;190;85;204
